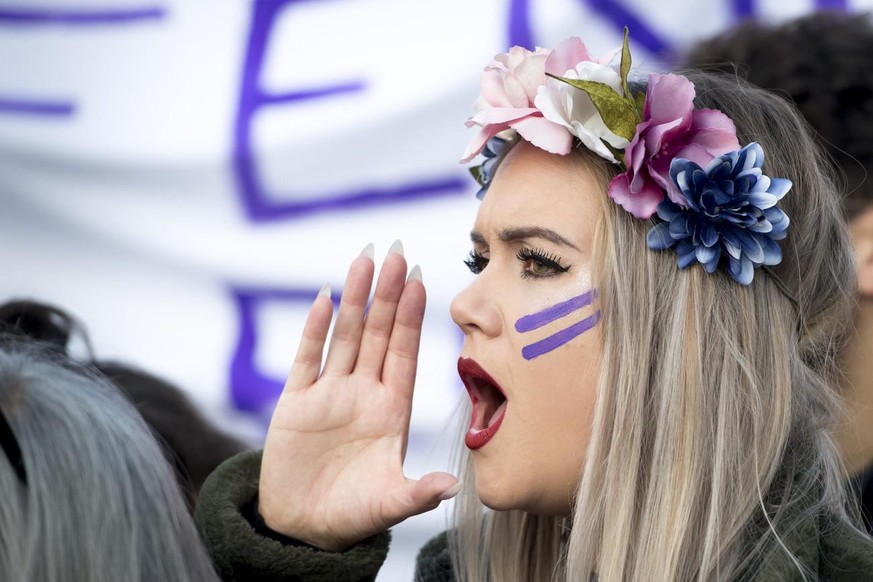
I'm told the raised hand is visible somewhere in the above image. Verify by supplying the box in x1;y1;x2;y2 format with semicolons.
258;242;459;551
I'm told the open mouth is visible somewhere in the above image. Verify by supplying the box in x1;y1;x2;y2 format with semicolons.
458;358;508;449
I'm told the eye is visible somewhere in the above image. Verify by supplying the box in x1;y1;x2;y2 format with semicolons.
516;247;570;279
464;250;489;275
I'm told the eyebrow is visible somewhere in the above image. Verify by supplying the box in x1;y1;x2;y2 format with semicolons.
470;226;580;251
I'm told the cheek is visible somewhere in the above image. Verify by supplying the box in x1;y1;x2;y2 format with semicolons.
535;353;599;498
525;318;602;467
490;361;597;515
531;342;599;434
512;289;600;361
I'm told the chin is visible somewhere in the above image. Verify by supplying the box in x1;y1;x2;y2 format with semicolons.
475;486;518;512
475;479;574;516
472;468;518;510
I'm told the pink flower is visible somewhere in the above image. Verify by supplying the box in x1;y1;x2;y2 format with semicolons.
461;37;616;162
461;46;571;163
608;73;740;219
544;36;621;77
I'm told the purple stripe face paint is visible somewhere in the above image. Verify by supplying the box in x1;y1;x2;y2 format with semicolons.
521;311;601;360
515;289;600;360
514;290;595;333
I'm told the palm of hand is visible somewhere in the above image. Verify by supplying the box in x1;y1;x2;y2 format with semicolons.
259;246;458;551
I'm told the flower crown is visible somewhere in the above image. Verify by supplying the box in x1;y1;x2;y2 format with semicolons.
462;30;791;285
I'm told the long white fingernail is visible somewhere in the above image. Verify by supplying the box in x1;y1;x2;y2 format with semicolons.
360;243;374;260
317;283;331;299
389;239;404;257
407;265;422;283
438;482;462;501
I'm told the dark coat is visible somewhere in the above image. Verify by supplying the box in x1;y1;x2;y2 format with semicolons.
195;451;873;582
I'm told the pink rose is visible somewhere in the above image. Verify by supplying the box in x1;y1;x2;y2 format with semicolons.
544;36;621;77
461;46;571;162
608;73;740;219
462;38;624;163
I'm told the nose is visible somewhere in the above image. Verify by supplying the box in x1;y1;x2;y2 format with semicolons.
450;276;502;338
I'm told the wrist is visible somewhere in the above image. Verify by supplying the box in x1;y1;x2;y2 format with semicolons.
248;497;310;546
254;495;354;552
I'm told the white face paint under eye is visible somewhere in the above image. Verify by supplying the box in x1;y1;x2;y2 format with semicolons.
514;290;600;360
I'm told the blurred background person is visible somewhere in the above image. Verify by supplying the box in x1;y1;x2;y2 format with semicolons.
0;299;249;511
684;11;873;530
0;335;218;581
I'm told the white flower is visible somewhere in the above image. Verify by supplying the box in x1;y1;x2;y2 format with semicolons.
534;61;629;163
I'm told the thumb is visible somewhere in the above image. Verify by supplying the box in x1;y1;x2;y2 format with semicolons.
388;472;461;522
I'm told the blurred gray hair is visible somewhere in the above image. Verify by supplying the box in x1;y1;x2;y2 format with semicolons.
0;340;218;581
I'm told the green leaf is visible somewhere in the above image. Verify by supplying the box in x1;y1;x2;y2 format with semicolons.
469;165;484;186
635;90;646;117
548;75;639;141
620;26;632;98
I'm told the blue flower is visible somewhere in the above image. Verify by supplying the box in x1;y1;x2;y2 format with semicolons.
471;136;511;199
645;142;791;285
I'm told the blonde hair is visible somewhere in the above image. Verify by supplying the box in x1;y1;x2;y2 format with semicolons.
449;72;861;581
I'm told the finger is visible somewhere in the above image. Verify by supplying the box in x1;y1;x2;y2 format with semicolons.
385;472;460;523
285;284;334;391
355;244;407;377
322;248;376;376
381;266;425;393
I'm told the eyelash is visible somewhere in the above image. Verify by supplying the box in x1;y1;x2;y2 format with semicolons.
463;247;570;278
464;250;488;275
517;247;570;279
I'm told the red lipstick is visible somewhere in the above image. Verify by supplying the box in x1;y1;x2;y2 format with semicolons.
458;358;508;450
